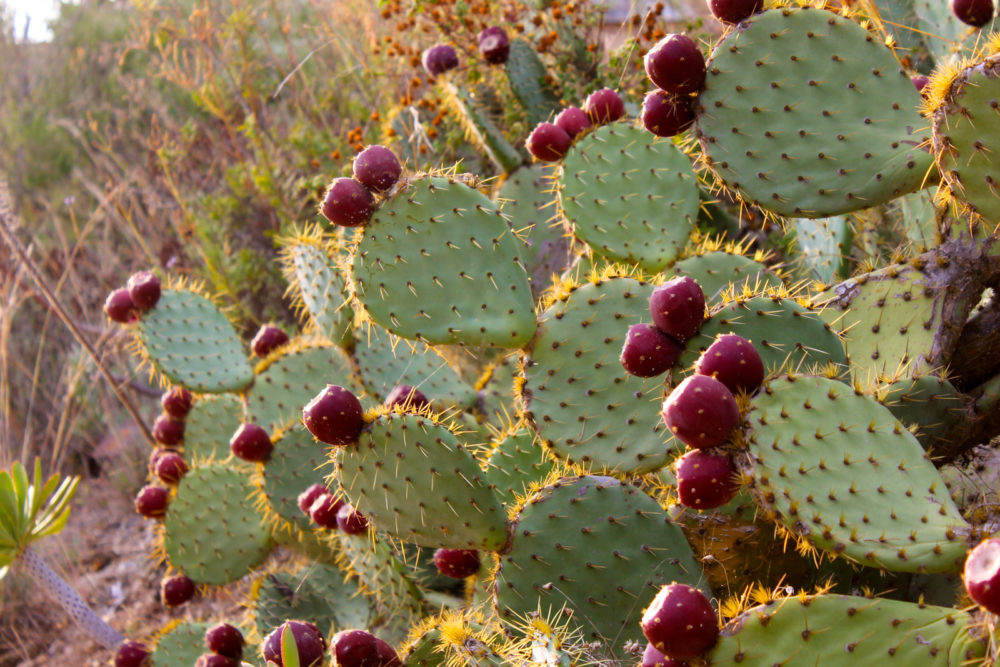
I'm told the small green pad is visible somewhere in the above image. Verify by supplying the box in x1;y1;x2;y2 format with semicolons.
137;289;253;393
697;7;933;217
747;375;970;573
152;622;210;667
182;393;245;462
335;413;507;550
253;564;371;639
281;236;353;345
521;277;674;474
793;216;853;284
669;251;783;302
263;425;329;529
483;427;557;507
505;38;561;126
494;476;703;658
708;594;985;665
163;463;272;585
351;176;537;348
558;122;699;272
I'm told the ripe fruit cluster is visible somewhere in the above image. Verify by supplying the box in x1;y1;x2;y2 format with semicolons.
321;145;403;228
641;583;720;662
104;270;162;324
526;88;625;162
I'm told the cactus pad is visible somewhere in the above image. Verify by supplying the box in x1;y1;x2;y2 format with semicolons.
280;232;353;346
483;426;557;507
880;374;965;452
915;0;1000;64
262;425;329;529
792;216;853;284
505;38;561;126
151;622;211;667
441;82;524;174
669;251;783;302
253;564;371;639
182;393;245;462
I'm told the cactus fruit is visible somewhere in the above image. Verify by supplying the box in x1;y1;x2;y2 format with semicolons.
477;27;510;64
251;324;289;357
708;0;764;23
322;178;376;227
302;385;364;446
153;451;188;484
204;623;245;660
383;384;429;410
297;483;328;516
104;288;138;323
422;44;459;77
553;106;590;138
331;629;401;667
353;145;402;193
160;386;193;419
693;333;764;395
583;88;625;124
675;449;739;509
641;90;695;137
963;538;1000;613
114;640;152;667
309;492;345;529
641;643;684;667
194;655;237;667
662;374;741;449
952;0;994;26
336;503;370;535
160;573;196;607
433;549;481;579
153;414;184;446
126;271;161;311
263;621;327;667
134;485;168;518
649;277;705;343
644;34;706;96
619;323;684;378
641;583;719;660
526;122;572;162
229;422;273;463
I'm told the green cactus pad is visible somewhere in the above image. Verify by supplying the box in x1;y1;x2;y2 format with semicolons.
253;564;371;639
697;7;933;217
505;38;561;126
792;216;853;284
477;352;520;428
442;82;524;174
746;375;971;573
151;622;211;667
350;176;537;348
679;296;847;375
880;374;965;452
890;189;938;253
399;626;445;667
521;277;675;475
182;393;245;462
558;122;699;272
262;425;329;529
707;593;985;665
163;463;272;585
136;289;253;393
494;476;704;658
915;0;1000;64
335;413;507;550
483;426;557;506
280;234;353;346
669;251;783;302
245;340;362;432
353;323;476;410
932;55;1000;226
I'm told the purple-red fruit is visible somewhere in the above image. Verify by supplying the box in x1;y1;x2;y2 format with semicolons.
331;629;385;667
154;451;189;485
912;75;930;96
478;26;510;64
135;485;169;519
374;638;402;667
161;573;196;607
251;324;289;358
297;483;329;515
662;375;740;450
114;640;152;667
161;386;193;419
644;34;706;96
309;492;346;530
964;539;1000;613
205;623;245;660
422;44;459;77
353;145;403;193
641;583;719;660
384;385;430;410
229;423;273;463
526;122;572;162
675;450;739;510
952;0;994;27
195;655;238;667
694;334;765;396
642;643;688;667
584;88;626;125
554;106;591;138
321;178;375;227
105;288;139;324
153;414;185;446
302;385;365;446
262;621;327;667
433;548;481;579
336;503;369;535
708;0;764;24
641;90;695;138
127;271;162;311
648;276;706;343
620;323;684;378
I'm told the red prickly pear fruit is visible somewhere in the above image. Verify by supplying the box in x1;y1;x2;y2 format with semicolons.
321;178;375;227
250;324;289;358
127;271;162;311
644;34;706;96
620;323;684;378
642;643;688;667
527;122;572;162
662;375;740;450
153;414;185;446
330;629;383;667
134;485;169;519
374;638;402;666
641;90;695;138
694;333;765;396
641;583;719;660
309;492;346;529
952;0;994;27
353;145;403;193
229;423;273;463
105;288;139;324
708;0;764;24
912;75;930;95
422;44;459;77
554;106;591;138
675;449;739;510
195;654;238;667
964;539;1000;613
297;483;329;516
154;451;189;485
433;548;481;579
262;621;327;667
114;640;152;667
584;88;626;125
336;503;370;535
161;386;193;419
648;276;705;343
384;385;430;410
205;622;245;660
478;26;510;64
302;385;365;446
160;573;196;607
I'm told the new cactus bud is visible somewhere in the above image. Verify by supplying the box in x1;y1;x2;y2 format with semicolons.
649;276;705;343
584;88;625;124
527;122;572;162
134;485;169;519
675;449;739;509
964;539;1000;614
694;333;765;395
478;26;510;64
205;623;245;660
422;44;459;77
641;90;694;137
641;583;719;660
353;145;402;193
321;178;375;227
229;423;273;463
952;0;994;26
114;640;152;667
126;271;161;311
160;573;196;607
620;323;683;378
302;385;364;446
433;548;481;579
662;375;740;449
104;288;138;324
644;34;706;96
160;386;193;419
554;106;590;138
708;0;764;24
263;621;327;667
